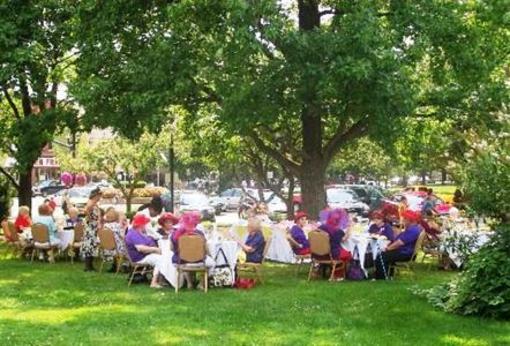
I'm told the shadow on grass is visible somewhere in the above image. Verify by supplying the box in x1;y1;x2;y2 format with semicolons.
1;251;509;345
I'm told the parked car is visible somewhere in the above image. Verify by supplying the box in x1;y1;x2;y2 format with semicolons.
341;184;385;210
32;180;66;197
178;191;216;222
382;191;451;215
209;188;243;212
326;188;370;216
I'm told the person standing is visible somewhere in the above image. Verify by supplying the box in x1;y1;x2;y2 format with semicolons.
81;188;102;272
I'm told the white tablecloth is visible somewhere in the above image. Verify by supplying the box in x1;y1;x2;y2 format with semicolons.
57;230;74;250
157;238;231;288
342;234;390;275
265;226;297;264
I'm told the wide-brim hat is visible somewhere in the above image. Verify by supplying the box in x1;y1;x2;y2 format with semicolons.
158;212;179;226
402;210;421;223
294;211;308;223
132;214;151;228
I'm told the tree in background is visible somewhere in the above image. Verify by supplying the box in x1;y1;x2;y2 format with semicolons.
72;1;508;217
328;138;393;185
57;131;168;213
0;1;78;209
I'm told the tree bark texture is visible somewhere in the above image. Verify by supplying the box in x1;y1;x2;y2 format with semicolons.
18;170;32;211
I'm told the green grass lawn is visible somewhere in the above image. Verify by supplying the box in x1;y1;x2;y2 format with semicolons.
1;249;509;346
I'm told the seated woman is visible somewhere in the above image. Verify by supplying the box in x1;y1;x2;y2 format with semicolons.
125;214;163;289
65;207;82;229
14;206;32;233
103;207;127;273
171;212;207;289
368;211;395;241
317;209;352;280
375;210;422;280
157;212;179;238
289;211;310;255
237;217;266;264
34;204;62;261
419;210;441;241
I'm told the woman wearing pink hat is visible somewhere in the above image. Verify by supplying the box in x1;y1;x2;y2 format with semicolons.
125;213;163;288
317;209;352;280
171;212;206;289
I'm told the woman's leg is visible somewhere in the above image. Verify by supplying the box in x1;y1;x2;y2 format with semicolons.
150;268;161;288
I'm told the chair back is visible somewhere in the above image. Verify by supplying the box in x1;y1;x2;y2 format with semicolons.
261;237;272;264
7;222;19;241
32;223;50;243
412;231;427;261
308;230;331;256
178;234;206;263
98;228;116;251
74;224;85;242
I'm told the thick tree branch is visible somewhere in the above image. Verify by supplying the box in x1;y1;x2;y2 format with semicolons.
2;86;21;119
0;166;20;189
247;130;301;176
19;78;32;117
324;116;370;163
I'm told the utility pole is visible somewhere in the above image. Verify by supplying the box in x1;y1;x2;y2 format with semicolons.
169;132;175;213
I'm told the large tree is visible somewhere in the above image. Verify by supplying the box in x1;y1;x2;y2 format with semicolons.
0;1;78;209
73;0;508;217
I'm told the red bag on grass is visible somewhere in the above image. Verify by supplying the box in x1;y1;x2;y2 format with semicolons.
234;278;256;289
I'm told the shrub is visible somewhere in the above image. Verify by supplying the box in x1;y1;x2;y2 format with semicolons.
419;225;510;319
0;176;13;220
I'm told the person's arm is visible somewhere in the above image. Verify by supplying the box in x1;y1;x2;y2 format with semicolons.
385;239;404;251
237;240;255;253
134;244;161;254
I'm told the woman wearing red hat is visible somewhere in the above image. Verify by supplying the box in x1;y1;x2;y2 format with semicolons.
157;212;179;238
289;211;310;255
375;210;422;279
125;213;163;288
368;211;395;241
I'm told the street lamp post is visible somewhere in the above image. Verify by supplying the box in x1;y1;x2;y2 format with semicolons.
169;132;175;213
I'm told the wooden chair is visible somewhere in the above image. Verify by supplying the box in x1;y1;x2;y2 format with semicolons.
70;224;85;264
286;233;310;276
175;234;208;293
237;237;272;284
30;223;59;263
307;230;346;282
124;238;154;287
390;231;427;278
97;227;125;274
1;221;24;257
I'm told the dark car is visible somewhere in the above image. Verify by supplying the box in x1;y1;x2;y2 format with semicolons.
339;184;385;210
33;180;66;197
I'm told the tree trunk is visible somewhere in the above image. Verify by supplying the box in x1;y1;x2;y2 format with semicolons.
421;171;427;185
297;1;325;220
286;178;295;220
18;170;32;211
441;168;447;185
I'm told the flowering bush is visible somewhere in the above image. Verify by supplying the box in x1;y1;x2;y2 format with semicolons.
419;108;510;319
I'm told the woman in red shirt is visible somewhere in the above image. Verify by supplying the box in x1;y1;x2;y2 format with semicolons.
14;206;32;233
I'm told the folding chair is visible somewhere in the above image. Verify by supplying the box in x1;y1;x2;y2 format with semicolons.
390;231;427;278
97;227;125;274
176;234;208;293
237;237;272;284
124;239;154;287
70;224;85;264
307;230;346;282
286;233;310;276
30;223;59;263
1;221;25;257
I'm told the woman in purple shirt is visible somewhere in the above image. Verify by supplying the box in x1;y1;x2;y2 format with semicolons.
238;217;266;263
368;211;395;241
317;209;352;280
289;211;310;255
125;214;163;288
375;210;422;279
